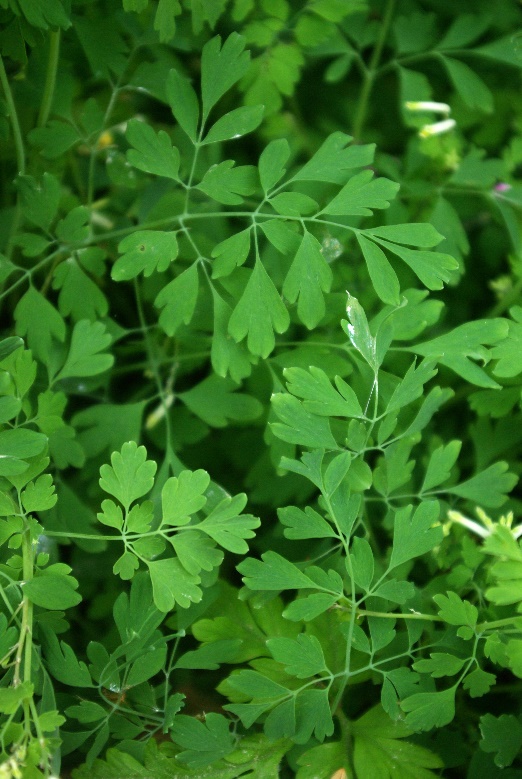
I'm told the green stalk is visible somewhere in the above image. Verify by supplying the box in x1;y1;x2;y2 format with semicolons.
0;53;25;175
37;30;61;128
352;0;396;140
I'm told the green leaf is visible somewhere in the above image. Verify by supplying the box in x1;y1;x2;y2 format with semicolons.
352;705;444;778
15;286;66;363
179;374;262;427
259;138;290;192
113;551;140;580
126;118;180;180
421;440;461;492
210;289;253;382
0;429;47;476
238;551;322;592
0;681;33;715
323;170;399;216
447;461;517;508
203;105;264;144
15;173;60;230
172;532;223;575
480;714;522;768
229;260;290;358
343;294;377;369
149;558;202;610
28;120;80;158
284;366;364;418
53;256;108;321
55;319;113;381
271;394;340;449
282;232;332;329
162;470;209;526
66;700;107;724
366;223;443;247
23;573;81;610
389;502;442;570
0;336;24;362
198;495;260;553
99;441;157;510
278;505;336;540
170;713;235;768
267;634;328;679
196;160;258;205
97;499;123;530
412;318;508;388
127;645;168;687
350;537;374;590
293;132;374;184
442;56;493;112
270;192;319;216
283;593;338;621
462;668;496;698
114;231;179;281
401;688;456;732
433;591;477;639
21;474;57;512
155;263;199;336
166;69;199;142
201;34;251;120
357;234;400;306
375;239;458;291
56;205;90;244
211;228;251;278
413;652;467;678
386;359;438;414
42;628;93;687
154;0;182;43
491;307;522;378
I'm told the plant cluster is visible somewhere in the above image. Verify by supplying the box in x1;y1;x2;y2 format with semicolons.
1;0;522;776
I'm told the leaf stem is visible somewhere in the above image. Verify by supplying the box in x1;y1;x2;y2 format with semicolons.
352;0;396;140
356;607;442;622
37;30;61;128
0;53;25;175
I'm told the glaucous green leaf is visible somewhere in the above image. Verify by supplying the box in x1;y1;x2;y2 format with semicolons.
23;573;81;610
55;320;113;381
293;132;374;184
282;232;332;328
201;34;250;120
211;228;251;278
178;374;262;427
149;558;202;610
278;505;336;540
479;713;522;768
126;118;180;180
99;441;157;510
15;286;66;363
447;461;517;508
357;234;400;306
198;495;260;553
389;502;442;570
229;260;290;358
401;688;456;732
196;160;258;204
259;138;290;192
323;170;399;216
203;105;264;145
114;231;179;281
284;366;364;418
170;713;235;767
155;262;199;336
161;469;209;526
166;69;199;142
271;394;339;449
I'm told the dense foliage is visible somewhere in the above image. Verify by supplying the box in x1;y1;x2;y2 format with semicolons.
1;0;522;776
